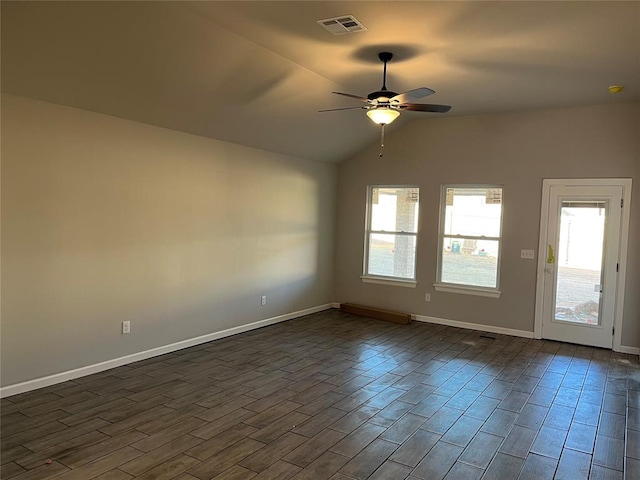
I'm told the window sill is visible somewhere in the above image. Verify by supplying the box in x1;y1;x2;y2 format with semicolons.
361;276;417;288
433;284;501;298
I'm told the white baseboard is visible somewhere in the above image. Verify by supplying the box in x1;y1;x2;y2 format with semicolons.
3;304;636;398
412;314;639;356
412;314;535;339
617;345;640;356
0;303;334;398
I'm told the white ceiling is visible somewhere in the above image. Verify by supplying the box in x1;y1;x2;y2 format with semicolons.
2;1;639;163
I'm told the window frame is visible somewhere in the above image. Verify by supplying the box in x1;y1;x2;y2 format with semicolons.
362;185;420;288
434;184;504;298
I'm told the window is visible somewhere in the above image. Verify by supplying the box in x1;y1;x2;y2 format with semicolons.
363;186;419;286
436;186;503;297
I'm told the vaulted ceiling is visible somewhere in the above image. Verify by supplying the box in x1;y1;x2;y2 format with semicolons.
2;1;639;163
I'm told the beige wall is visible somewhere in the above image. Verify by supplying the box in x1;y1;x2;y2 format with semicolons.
1;94;337;387
335;103;639;350
2;96;637;389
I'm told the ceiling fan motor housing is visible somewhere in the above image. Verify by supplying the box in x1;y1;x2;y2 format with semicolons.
367;90;399;101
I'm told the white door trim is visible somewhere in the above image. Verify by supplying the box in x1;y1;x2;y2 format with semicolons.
534;178;632;352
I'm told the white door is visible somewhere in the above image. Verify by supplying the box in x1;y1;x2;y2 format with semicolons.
537;183;623;348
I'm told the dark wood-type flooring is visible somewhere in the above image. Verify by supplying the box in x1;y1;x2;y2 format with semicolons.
2;309;639;480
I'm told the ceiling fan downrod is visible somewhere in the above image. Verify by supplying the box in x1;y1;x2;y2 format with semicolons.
379;52;393;91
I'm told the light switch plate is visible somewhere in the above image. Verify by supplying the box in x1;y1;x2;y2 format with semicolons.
521;249;535;259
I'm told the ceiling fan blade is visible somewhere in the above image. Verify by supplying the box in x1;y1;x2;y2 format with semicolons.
332;92;370;103
390;87;435;104
318;106;367;112
400;103;451;113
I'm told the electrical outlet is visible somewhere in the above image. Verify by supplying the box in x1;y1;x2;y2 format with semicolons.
424;293;431;302
122;321;131;334
520;249;535;259
261;295;267;306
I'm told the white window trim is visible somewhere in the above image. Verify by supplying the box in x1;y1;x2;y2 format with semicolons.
433;283;501;298
362;185;420;285
361;276;418;288
436;184;504;294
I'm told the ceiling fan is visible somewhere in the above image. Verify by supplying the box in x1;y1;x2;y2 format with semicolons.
320;52;451;156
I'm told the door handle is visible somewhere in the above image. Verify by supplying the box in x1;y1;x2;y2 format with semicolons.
546;245;555;264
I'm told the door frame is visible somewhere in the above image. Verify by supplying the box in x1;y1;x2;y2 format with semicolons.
534;178;633;352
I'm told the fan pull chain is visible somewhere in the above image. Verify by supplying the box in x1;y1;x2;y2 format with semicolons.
379;124;385;157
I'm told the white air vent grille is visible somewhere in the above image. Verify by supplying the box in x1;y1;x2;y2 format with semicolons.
317;15;367;35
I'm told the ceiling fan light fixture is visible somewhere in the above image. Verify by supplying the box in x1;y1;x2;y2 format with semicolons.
367;108;400;125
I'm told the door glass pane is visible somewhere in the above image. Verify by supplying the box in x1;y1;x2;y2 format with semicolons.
554;201;606;325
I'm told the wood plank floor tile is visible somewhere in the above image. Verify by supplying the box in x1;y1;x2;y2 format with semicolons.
187;438;265;479
623;457;640;479
23;416;110;453
98;406;175;437
92;470;134;480
389;429;440;467
244;401;302;429
238;432;307;472
119;434;203;476
249;411;311;444
289;451;349;480
244;389;298;413
367;400;413;428
517;453;558;480
16;430;110;470
411;440;463;480
565;422;597;453
8;461;70;480
291;408;346;438
131;416;205;452
555;448;591;480
367;460;413;479
337;438;398;480
18;392;98;418
53;429;144;468
210;465;257;479
0;461;27;479
440;415;484;448
186;424;257;461
1;420;69;450
530;425;567;459
599;412;627;439
190;409;255;440
327;404;379;434
483;452;525;480
329;422;385;458
593;434;625;471
284;428;346;467
251;460;301;480
588;464;623;480
135;454;200;480
498;425;538;458
2;311;638;480
379;412;426;444
51;446;142;480
458;431;504;469
442;462;484;480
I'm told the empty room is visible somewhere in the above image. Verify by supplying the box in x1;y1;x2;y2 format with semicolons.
1;2;639;480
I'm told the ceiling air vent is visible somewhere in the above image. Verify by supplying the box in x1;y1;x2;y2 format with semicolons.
317;15;367;35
